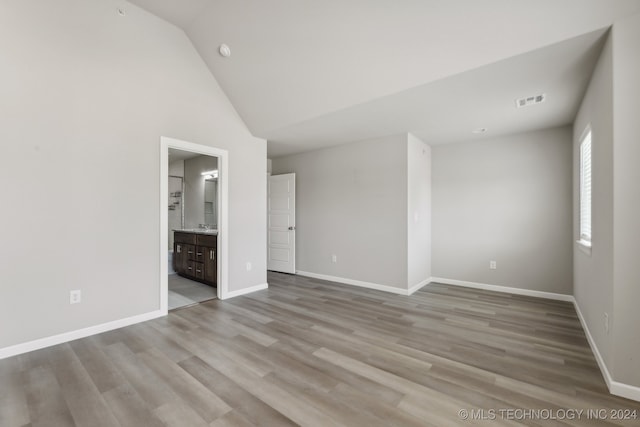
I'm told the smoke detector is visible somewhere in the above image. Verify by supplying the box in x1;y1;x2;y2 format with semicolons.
219;44;231;58
516;94;546;108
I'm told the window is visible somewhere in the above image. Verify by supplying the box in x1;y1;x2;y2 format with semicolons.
579;129;592;246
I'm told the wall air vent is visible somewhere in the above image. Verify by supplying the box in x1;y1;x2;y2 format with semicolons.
515;94;546;108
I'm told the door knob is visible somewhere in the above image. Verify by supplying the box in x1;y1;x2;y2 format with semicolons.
288;226;296;230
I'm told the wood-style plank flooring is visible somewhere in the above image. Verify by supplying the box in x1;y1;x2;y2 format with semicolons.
1;272;639;426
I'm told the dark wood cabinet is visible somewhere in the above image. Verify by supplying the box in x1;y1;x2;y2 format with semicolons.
204;246;216;284
173;231;217;287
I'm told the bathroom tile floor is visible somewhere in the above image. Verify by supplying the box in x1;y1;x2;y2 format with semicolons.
168;274;216;310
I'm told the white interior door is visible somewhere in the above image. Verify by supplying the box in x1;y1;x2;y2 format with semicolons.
268;173;296;273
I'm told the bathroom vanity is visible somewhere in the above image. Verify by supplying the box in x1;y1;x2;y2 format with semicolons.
173;230;217;287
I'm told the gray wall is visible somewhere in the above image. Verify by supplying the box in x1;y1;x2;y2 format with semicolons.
574;16;640;389
407;134;432;288
184;155;217;229
432;127;573;294
611;13;640;387
573;33;614;367
272;135;409;289
0;0;266;350
169;159;185;177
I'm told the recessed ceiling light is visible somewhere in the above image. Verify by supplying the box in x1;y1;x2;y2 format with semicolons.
219;44;231;58
472;128;487;134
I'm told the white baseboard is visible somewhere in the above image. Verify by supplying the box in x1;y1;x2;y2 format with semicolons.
429;277;574;302
573;299;640;402
0;310;165;360
408;277;432;295
296;270;420;296
222;283;268;299
610;381;640;402
572;299;612;389
0;281;272;359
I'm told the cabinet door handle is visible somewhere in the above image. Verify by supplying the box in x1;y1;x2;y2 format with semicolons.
196;269;201;273
188;267;193;270
210;250;215;261
188;251;193;255
197;252;202;256
177;245;181;253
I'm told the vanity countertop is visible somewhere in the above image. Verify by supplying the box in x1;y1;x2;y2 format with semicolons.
173;229;218;236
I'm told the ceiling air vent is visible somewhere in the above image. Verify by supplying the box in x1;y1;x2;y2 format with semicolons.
515;94;546;108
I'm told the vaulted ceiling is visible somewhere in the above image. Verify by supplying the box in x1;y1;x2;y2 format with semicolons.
129;0;640;156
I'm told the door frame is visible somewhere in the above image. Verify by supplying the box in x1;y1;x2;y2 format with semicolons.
160;136;229;314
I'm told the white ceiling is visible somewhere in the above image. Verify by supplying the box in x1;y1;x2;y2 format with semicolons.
130;0;640;157
265;29;607;156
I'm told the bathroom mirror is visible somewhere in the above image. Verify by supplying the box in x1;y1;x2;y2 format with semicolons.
168;149;219;240
204;178;217;227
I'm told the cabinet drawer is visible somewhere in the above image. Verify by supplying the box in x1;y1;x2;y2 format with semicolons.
178;244;195;261
197;234;217;247
194;246;207;262
174;232;196;245
184;260;195;275
187;261;205;280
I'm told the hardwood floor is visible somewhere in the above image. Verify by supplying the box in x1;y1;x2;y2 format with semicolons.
2;272;639;426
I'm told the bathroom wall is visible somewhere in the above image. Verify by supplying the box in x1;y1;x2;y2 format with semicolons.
169;159;184;176
168;176;183;251
168;158;185;251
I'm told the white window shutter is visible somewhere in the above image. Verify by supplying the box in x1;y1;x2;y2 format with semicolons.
579;131;592;243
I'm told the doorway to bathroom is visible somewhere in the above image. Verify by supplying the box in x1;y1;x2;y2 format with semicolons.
160;137;229;313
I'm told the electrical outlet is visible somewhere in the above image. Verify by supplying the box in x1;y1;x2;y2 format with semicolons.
70;290;81;304
604;312;609;334
489;260;497;270
246;262;252;271
332;254;337;263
